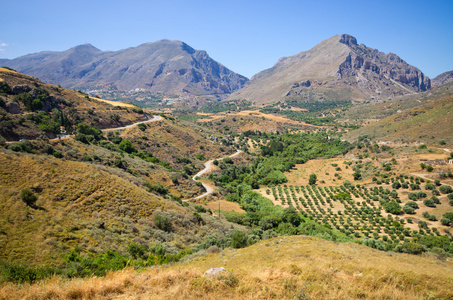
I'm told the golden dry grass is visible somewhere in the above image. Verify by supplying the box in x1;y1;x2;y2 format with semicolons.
90;97;136;108
2;235;453;299
197;110;315;127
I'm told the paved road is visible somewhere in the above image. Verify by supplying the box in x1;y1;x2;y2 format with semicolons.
102;114;161;132
184;150;243;201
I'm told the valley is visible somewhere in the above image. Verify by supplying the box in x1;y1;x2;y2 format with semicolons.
1;31;453;299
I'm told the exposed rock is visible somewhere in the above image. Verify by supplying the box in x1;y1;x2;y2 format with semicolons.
12;85;33;94
339;34;358;46
6;101;21;114
300;80;311;87
229;34;431;104
204;267;226;277
432;70;453;86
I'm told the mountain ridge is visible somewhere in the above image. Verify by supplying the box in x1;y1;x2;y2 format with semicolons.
0;40;248;102
228;34;431;105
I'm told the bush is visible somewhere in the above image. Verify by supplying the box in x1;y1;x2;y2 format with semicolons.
395;242;425;255
309;173;317;185
439;185;453;194
20;188;37;206
153;214;171;232
53;150;63;158
118;139;136;154
402;205;415;214
144;182;168;195
230;230;247;248
423;198;436;207
0;261;55;283
138;123;146;131
383;200;402;215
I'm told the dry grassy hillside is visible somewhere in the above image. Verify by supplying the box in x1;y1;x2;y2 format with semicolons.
1;235;452;299
344;83;453;145
0;146;247;266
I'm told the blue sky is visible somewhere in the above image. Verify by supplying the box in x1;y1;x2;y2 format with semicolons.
1;0;452;79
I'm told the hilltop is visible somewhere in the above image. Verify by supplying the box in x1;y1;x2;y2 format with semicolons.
228;34;430;105
0;67;144;141
0;40;248;104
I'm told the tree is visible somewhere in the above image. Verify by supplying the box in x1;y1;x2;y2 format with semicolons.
439;185;453;194
309;174;317;185
282;207;302;227
118;139;136;153
20;188;38;206
383;200;402;215
153;214;171;231
231;230;247;248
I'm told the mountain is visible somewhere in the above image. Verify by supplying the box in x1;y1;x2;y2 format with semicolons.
228;34;431;105
432;70;453;86
0;40;248;101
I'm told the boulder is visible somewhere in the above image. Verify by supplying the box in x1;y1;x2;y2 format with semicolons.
204;267;226;277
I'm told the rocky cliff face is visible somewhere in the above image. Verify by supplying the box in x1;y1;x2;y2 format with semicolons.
228;34;431;105
0;40;248;101
336;34;430;92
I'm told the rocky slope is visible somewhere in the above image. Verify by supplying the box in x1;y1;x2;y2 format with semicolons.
432;70;453;86
0;40;248;102
228;34;431;105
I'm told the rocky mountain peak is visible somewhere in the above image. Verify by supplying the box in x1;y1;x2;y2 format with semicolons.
339;34;358;46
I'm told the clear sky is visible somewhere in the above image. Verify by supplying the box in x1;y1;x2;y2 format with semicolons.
1;0;452;79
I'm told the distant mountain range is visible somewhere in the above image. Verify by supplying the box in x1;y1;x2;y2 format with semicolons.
2;35;445;107
228;34;431;105
0;40;248;101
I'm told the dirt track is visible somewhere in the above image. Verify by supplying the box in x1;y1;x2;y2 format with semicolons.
184;150;242;201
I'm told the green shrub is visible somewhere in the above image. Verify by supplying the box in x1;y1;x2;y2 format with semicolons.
82;155;92;162
230;230;247;248
440;185;453;194
423;198;436;207
138;123;146;131
53;150;63;158
118;139;136;153
0;261;55;283
153;214;171;231
195;153;205;160
395;242;425;255
20;188;37;206
144;182;168;195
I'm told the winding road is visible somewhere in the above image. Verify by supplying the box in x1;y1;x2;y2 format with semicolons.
184;150;243;201
6;114;162;143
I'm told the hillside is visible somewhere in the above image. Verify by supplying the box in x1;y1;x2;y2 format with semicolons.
344;81;453;145
228;34;430;105
0;69;255;268
0;40;248;103
1;235;452;299
432;70;453;86
0;67;145;141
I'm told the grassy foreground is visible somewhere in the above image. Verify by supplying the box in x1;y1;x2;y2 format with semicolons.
1;235;452;300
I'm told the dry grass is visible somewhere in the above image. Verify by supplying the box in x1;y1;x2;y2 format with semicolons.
90;97;136;108
2;235;452;299
204;200;245;213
